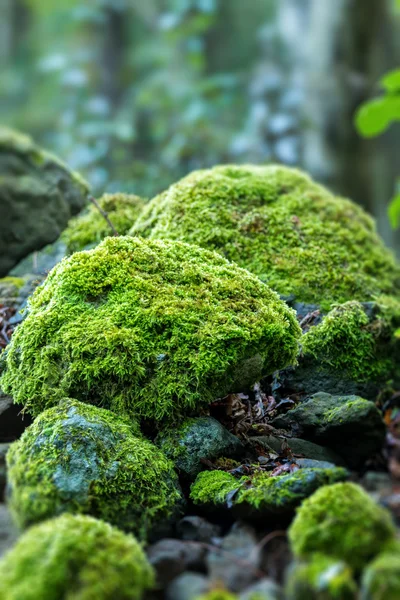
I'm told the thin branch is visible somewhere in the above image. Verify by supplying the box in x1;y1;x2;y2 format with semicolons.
89;195;119;236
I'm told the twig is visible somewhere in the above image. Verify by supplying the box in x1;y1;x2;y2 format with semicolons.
249;529;287;562
89;195;119;236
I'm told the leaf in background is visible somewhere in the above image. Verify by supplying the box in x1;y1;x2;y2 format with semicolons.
381;69;400;93
355;97;400;137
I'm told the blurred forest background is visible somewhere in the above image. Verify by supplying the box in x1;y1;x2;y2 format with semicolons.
1;0;399;251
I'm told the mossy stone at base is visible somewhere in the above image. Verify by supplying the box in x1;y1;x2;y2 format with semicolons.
0;236;301;422
131;164;400;309
272;392;385;468
361;551;400;600
0;514;154;600
6;399;183;540
0;127;89;277
62;192;146;254
156;417;244;479
285;554;357;600
190;467;347;518
288;482;395;572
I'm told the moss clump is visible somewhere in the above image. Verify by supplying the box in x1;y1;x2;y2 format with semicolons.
285;554;357;600
361;551;400;600
196;591;237;600
288;482;395;572
0;514;154;600
6;398;183;539
62;193;145;253
130;164;400;309
0;236;301;421
302;299;400;384
190;467;347;515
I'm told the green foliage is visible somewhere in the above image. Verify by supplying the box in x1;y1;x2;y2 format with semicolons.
131;164;400;309
6;398;183;539
302;299;400;383
361;550;400;600
288;482;395;572
285;554;357;600
62;193;146;253
190;467;348;514
0;513;154;600
0;236;301;421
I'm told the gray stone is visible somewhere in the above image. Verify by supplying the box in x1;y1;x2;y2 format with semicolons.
272;392;385;467
250;435;345;466
240;578;283;600
0;127;88;276
207;522;261;592
0;443;10;501
166;572;209;600
147;538;206;587
0;504;17;557
177;516;222;543
156;416;244;479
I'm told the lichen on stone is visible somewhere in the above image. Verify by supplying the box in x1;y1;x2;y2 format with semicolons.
190;467;347;516
62;193;145;253
288;482;395;571
6;398;183;540
0;236;301;421
285;554;357;600
0;513;154;600
130;164;400;309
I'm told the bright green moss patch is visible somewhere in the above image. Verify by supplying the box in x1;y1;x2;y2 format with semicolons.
196;590;237;600
6;398;183;539
288;482;395;572
190;467;347;515
302;299;400;383
361;551;400;600
0;236;301;421
62;193;145;253
0;514;154;600
285;554;357;600
131;164;400;309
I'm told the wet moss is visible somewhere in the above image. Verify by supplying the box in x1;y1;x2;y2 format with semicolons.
288;482;395;572
0;236;301;422
6;399;183;540
131;164;400;309
0;514;154;600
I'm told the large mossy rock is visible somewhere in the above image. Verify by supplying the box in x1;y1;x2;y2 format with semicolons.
130;164;400;309
0;236;301;421
288;482;395;572
0;514;154;600
62;192;145;254
6;399;183;540
0;128;89;276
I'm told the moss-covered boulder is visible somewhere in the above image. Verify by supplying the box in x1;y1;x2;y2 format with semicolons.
6;399;183;539
361;549;400;600
130;164;400;309
0;513;154;600
0;127;89;276
0;236;301;421
288;482;395;571
190;467;347;519
156;417;244;479
272;392;385;468
62;192;145;253
285;554;357;600
282;299;400;399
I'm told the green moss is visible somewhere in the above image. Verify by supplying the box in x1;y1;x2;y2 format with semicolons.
361;551;400;600
285;554;357;600
302;299;400;383
0;513;154;600
288;482;395;572
6;398;183;540
190;467;347;514
130;164;400;309
195;590;237;600
0;276;25;289
62;193;145;253
0;236;301;421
